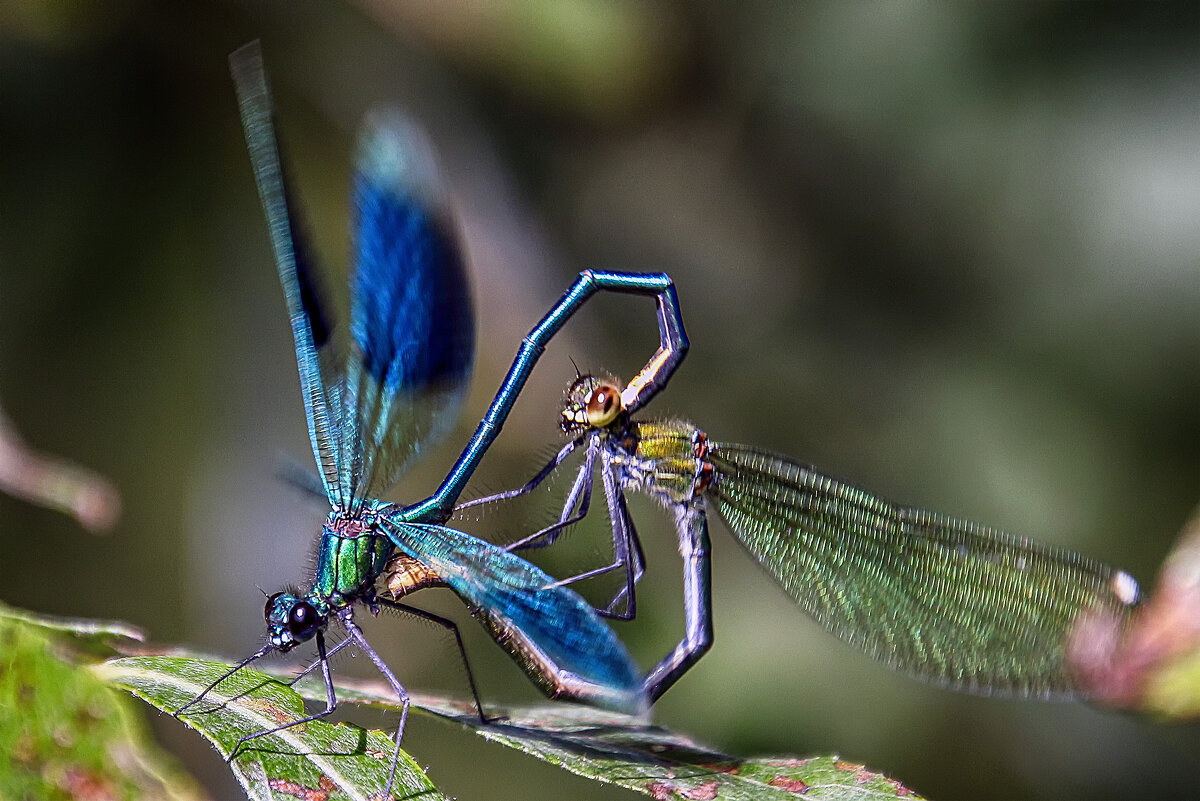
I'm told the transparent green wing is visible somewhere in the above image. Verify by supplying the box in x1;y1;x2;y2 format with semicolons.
708;443;1140;698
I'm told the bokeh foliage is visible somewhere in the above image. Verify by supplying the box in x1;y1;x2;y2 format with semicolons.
1;3;1197;799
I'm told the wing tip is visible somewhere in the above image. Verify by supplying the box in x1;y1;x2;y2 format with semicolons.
357;107;447;214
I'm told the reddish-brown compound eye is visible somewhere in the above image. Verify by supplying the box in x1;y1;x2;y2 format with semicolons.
585;384;623;428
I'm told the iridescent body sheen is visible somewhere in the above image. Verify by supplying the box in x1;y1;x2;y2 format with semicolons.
177;42;691;796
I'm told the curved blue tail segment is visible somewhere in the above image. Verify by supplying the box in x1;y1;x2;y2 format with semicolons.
402;270;689;523
382;518;646;713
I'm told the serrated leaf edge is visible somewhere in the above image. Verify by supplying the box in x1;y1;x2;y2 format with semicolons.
96;657;382;801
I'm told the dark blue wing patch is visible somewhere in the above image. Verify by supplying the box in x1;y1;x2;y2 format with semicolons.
381;520;645;712
351;177;472;391
479;579;643;693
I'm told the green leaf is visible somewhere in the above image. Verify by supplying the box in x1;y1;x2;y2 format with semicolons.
0;599;144;650
315;678;924;800
95;647;919;800
97;655;445;801
0;602;202;801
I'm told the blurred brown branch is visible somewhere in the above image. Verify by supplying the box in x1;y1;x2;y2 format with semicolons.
0;403;120;533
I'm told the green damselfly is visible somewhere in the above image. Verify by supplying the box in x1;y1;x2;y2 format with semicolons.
463;373;1141;703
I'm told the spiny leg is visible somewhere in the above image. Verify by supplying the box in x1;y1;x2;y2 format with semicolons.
285;635;354;686
507;435;599;552
598;481;646;620
533;442;647;618
228;629;339;761
174;643;273;718
340;610;410;796
593;450;641;619
375;598;495;725
641;506;713;701
540;458;646;619
537;450;710;700
455;437;583;513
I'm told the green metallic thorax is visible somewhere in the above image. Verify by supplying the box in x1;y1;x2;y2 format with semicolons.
311;512;394;609
611;420;713;505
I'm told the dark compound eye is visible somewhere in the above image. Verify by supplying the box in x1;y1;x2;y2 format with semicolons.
286;601;320;641
265;592;285;619
585;384;623;427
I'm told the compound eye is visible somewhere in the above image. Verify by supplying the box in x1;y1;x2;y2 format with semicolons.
286;601;320;641
585;384;623;427
264;592;285;619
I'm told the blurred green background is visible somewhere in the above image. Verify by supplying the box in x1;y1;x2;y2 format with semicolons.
1;2;1197;799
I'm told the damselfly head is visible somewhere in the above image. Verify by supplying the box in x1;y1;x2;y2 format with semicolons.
561;374;626;433
265;592;323;651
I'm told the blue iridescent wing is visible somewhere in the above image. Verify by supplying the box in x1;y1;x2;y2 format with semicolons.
381;518;646;714
230;43;344;501
336;111;474;511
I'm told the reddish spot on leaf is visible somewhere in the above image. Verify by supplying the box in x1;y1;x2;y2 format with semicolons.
245;696;295;725
682;781;719;800
647;781;676;800
886;777;917;797
696;761;740;775
769;775;811;794
268;775;335;801
834;760;875;782
59;768;117;801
